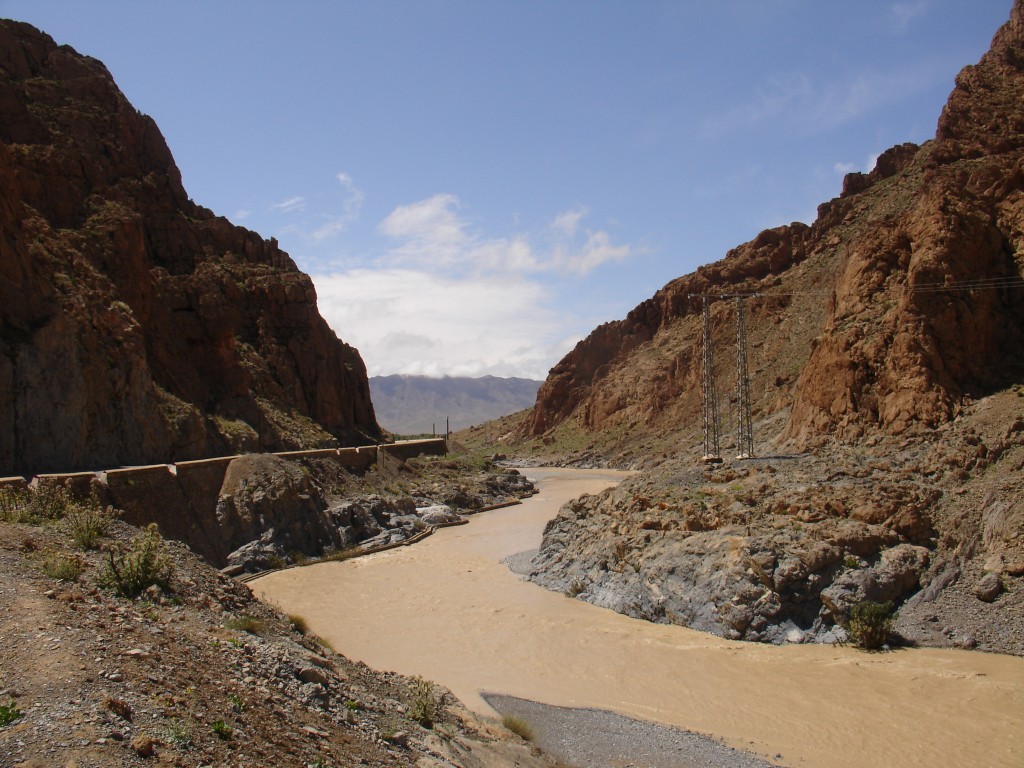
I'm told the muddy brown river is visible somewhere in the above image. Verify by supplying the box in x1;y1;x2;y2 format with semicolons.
254;468;1024;768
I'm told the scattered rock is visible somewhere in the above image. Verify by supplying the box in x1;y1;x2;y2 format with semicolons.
297;665;330;686
386;731;409;747
974;573;1003;602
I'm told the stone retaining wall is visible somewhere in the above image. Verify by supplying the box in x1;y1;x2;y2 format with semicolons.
5;440;446;563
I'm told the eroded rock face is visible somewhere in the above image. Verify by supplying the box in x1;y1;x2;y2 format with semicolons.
528;455;944;644
519;2;1024;451
0;21;379;475
517;4;1024;648
216;454;334;560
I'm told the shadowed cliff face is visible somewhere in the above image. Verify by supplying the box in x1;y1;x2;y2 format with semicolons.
521;0;1024;453
0;21;380;475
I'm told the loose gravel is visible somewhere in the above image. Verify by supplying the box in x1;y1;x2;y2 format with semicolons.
484;694;781;768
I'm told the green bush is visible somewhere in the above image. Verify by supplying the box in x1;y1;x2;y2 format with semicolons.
210;719;232;740
100;523;173;597
26;483;74;521
0;701;23;727
408;676;437;728
844;600;896;650
64;498;115;550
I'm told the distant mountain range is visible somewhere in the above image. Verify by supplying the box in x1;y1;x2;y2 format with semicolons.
369;375;541;435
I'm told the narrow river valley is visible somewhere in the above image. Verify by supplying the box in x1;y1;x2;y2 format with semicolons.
254;468;1024;768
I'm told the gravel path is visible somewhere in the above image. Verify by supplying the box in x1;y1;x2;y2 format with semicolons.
483;694;781;768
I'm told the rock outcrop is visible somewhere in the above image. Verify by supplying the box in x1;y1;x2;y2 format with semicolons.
0;21;380;476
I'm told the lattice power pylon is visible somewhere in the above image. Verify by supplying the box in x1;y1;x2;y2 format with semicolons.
700;295;722;463
734;295;754;458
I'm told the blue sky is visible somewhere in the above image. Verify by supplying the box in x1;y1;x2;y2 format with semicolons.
2;1;1013;379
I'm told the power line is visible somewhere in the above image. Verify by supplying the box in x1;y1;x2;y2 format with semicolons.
702;273;1024;301
686;271;1023;463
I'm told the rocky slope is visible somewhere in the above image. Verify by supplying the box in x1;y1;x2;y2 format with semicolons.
0;20;379;477
370;375;541;435
0;509;556;768
492;2;1024;651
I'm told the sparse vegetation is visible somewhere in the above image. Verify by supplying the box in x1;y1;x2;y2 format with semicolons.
287;613;309;635
210;718;233;740
64;496;115;549
0;486;26;521
408;675;437;728
843;600;896;650
228;693;246;713
99;523;174;597
0;701;23;727
502;714;534;741
37;548;85;582
161;718;194;749
1;484;119;551
224;613;264;634
0;483;72;524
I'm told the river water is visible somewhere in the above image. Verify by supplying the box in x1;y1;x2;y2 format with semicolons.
253;468;1024;768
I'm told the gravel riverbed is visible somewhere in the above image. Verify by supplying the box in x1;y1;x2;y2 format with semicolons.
483;694;780;768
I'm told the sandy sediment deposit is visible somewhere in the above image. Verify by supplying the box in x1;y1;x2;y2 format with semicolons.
255;469;1024;768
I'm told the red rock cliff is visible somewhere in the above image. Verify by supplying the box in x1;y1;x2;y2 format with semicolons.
521;1;1024;452
0;21;380;475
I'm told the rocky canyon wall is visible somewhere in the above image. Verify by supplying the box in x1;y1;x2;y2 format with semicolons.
521;1;1024;453
0;21;380;476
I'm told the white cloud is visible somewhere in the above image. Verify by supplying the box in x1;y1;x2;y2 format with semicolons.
703;65;935;136
377;193;469;268
310;172;364;242
550;206;587;237
310;268;574;379
234;209;251;221
272;196;306;214
700;73;812;137
553;230;632;275
833;152;881;176
377;195;635;277
296;193;640;378
890;1;928;32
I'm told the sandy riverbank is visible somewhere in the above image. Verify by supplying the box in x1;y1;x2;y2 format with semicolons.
254;468;1024;768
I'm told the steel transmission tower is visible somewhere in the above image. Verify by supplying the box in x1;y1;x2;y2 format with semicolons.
700;295;722;462
734;295;754;458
